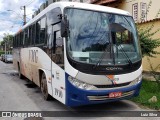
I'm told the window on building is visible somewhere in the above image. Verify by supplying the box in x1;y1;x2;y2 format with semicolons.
132;3;138;22
141;2;147;22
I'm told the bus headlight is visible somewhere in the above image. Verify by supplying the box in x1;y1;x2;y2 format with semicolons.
68;76;94;90
130;74;142;85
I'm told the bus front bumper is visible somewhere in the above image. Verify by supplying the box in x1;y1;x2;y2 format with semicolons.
65;74;142;107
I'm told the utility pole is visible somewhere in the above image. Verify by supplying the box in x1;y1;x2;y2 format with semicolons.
21;6;26;25
5;42;6;56
5;35;9;56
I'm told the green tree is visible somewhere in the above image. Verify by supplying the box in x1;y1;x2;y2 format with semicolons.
147;57;160;90
138;0;160;87
1;33;13;52
137;0;160;57
137;24;160;57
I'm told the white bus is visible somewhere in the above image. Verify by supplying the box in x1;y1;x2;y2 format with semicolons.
13;2;142;107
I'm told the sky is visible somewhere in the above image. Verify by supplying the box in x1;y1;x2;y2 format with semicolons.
0;0;45;41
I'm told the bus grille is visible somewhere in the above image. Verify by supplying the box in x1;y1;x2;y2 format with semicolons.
87;90;134;101
95;82;131;88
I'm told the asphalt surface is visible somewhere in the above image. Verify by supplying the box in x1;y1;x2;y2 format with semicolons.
0;61;159;120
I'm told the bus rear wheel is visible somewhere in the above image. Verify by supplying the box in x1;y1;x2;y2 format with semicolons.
40;73;51;100
18;64;24;79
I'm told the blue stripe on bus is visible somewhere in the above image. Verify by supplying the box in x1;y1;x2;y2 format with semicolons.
65;73;142;107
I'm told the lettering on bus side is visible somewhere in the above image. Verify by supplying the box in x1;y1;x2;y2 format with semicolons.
29;50;38;63
55;88;63;98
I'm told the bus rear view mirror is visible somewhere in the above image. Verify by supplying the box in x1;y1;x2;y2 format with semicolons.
61;15;69;37
110;23;126;32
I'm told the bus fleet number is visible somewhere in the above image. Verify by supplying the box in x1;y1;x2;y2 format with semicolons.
29;50;38;63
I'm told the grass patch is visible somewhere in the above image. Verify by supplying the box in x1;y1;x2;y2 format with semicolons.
131;79;160;110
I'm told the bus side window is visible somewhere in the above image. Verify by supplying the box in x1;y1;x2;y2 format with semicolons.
40;17;46;44
13;37;15;48
29;26;32;46
36;20;40;45
20;32;23;47
15;35;17;47
18;33;20;47
54;30;64;66
17;34;19;47
23;31;25;46
32;24;36;45
24;28;28;47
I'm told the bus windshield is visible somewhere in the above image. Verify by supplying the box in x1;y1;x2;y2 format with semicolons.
65;8;141;66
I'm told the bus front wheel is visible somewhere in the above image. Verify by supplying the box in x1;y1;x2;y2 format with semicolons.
40;73;51;100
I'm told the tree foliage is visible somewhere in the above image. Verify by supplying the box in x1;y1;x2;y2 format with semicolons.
0;33;13;51
3;34;13;45
147;57;160;90
137;0;160;57
137;25;160;57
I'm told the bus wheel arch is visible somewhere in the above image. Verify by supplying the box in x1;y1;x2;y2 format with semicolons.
39;70;52;100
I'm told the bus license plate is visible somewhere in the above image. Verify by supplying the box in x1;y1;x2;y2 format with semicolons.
109;92;122;98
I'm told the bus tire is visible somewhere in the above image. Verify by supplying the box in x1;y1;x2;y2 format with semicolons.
18;63;24;79
40;72;51;100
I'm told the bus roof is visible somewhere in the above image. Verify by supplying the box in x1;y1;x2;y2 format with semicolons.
17;1;131;34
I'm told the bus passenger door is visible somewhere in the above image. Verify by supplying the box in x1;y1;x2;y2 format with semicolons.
51;27;64;68
51;24;65;103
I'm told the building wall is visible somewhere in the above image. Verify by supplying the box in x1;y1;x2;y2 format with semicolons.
139;21;160;72
108;0;160;72
109;0;160;23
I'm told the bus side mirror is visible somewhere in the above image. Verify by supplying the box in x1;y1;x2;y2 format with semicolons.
61;16;69;37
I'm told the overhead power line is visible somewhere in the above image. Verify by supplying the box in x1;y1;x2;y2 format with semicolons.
25;0;36;7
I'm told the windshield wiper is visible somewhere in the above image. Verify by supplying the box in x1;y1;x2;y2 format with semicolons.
93;50;106;68
116;44;133;67
93;44;111;69
93;44;133;69
93;31;112;69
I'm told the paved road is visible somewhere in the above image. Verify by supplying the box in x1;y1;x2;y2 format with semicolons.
0;61;159;120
